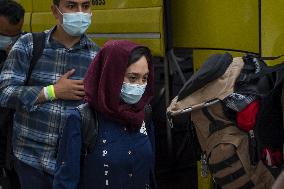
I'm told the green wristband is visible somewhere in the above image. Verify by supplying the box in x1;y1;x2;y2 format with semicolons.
47;85;56;100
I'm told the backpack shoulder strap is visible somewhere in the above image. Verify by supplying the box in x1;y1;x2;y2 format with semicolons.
26;32;46;83
77;103;98;155
144;104;152;134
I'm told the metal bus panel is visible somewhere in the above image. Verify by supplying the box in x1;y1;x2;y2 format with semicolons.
94;38;163;56
171;0;259;54
91;0;163;10
32;0;162;11
23;13;32;32
15;0;33;32
262;1;284;65
89;7;164;56
193;50;245;71
31;12;56;32
16;0;32;12
30;0;164;56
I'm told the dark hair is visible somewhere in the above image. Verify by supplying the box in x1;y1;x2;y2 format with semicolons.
0;0;25;25
128;46;152;66
53;0;60;6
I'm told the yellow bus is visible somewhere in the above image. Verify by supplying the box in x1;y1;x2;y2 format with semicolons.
18;0;284;65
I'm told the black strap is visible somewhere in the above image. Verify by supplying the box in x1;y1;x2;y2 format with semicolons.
86;110;98;154
76;104;99;156
208;120;227;135
26;32;46;84
237;181;255;189
209;154;239;173
144;104;152;134
202;107;227;135
202;107;215;122
214;167;246;186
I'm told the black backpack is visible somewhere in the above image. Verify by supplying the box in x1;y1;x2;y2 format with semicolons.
0;32;46;189
240;54;284;170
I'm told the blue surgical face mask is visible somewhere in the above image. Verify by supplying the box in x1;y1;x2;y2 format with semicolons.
57;7;92;36
120;82;147;104
0;35;13;50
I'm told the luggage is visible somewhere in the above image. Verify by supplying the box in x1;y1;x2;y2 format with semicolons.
167;53;284;188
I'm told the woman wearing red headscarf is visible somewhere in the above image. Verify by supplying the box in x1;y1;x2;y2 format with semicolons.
53;40;156;189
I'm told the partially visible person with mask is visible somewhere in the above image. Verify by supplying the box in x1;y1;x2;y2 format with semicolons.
0;0;99;188
0;1;24;189
53;40;156;189
0;0;24;69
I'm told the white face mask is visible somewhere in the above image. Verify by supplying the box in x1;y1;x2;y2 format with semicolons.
0;35;13;50
120;82;147;104
56;7;92;36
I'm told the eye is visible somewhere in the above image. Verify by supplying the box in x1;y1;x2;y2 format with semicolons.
67;4;75;9
82;3;90;9
142;76;148;83
128;76;137;82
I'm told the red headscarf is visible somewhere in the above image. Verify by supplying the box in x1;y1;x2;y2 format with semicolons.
84;40;154;130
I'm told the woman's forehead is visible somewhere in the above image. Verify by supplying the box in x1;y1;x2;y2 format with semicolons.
125;56;149;74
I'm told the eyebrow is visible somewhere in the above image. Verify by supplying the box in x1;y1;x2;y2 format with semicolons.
127;73;149;76
66;0;90;5
66;0;76;4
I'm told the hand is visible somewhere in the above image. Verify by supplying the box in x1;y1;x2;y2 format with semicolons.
54;69;85;100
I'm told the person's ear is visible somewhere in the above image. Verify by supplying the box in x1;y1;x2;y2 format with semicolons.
51;4;60;20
